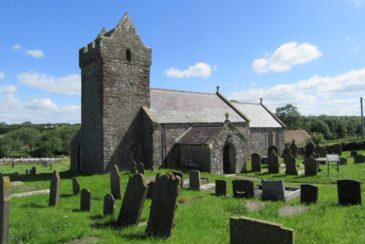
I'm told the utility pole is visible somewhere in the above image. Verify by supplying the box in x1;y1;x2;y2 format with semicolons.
361;97;364;140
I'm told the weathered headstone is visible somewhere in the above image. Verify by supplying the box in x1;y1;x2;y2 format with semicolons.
0;176;10;244
130;161;137;174
354;154;365;164
339;157;347;165
80;188;91;211
30;166;37;176
290;140;298;158
251;153;261;172
281;146;291;158
317;146;327;158
305;142;314;157
117;173;148;226
189;170;201;190
215;180;227;196
49;170;60;206
300;184;318;204
332;144;342;155
146;173;181;237
137;162;145;174
351;151;358;157
103;193;115;216
230;216;294;244
171;171;184;188
337;179;361;205
72;177;80;195
268;153;279;174
110;164;122;199
261;179;285;201
284;154;297;175
304;156;317;176
268;145;278;156
232;180;254;198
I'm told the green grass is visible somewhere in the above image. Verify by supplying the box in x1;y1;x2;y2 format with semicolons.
2;151;365;243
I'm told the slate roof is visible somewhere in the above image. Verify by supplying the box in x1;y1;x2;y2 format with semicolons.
149;89;247;124
232;102;284;128
177;126;221;145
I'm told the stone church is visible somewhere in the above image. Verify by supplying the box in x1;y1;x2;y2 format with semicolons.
70;13;285;174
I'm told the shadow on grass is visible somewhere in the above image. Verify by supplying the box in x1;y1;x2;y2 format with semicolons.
122;232;149;241
60;193;75;198
91;219;121;230
90;214;104;220
9;170;98;183
20;203;47;209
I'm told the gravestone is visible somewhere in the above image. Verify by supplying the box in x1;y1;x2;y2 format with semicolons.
110;164;122;199
146;173;181;237
268;153;279;174
49;163;53;170
251;153;261;172
305;142;314;157
300;184;318;204
298;147;305;156
189;170;201;190
30;167;36;176
171;171;184;188
232;180;254;198
147;180;155;199
339;157;347;165
281;146;291;158
337;179;361;205
290;140;298;158
284;154;297;175
215;180;226;196
261;179;285;201
230;216;294;244
117;173;148;226
268;145;278;156
25;169;29;175
354;154;365;164
261;156;268;165
103;193;115;216
332;144;342;155
0;176;10;244
351;151;358;157
11;161;15;168
137;162;145;174
304;156;317;176
72;177;80;195
318;147;327;158
80;188;91;211
49;171;60;206
130;161;137;174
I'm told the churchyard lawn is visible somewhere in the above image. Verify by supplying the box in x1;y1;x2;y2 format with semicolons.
3;151;365;243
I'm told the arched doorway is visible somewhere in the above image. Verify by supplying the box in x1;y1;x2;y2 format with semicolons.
223;143;236;173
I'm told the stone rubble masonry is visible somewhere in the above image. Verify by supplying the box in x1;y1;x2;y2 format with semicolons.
0;176;10;244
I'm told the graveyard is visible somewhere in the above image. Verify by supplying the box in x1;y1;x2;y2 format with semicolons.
0;148;364;243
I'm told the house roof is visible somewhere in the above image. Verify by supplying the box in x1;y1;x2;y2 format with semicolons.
148;89;248;124
232;102;284;128
177;126;221;145
284;130;311;145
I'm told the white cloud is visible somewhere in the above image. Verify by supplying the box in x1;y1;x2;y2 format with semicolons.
26;49;44;58
352;0;363;7
230;67;365;116
17;72;80;95
0;71;4;80
12;44;22;50
165;62;213;78
252;42;322;73
0;95;80;123
0;85;17;94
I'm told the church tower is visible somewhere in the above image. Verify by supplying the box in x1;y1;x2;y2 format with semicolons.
73;13;152;173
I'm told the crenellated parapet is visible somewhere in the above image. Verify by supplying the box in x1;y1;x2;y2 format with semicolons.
79;38;103;68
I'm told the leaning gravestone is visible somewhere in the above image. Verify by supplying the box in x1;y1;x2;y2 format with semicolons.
290;140;298;158
232;180;254;198
230;216;294;244
189;170;201;190
137;162;145;174
284;154;297;175
305;142;314;157
215;180;226;196
146;173;181;237
103;193;115;216
251;153;261;172
80;188;91;211
117;173;148;227
268;153;279;174
337;179;361;205
171;171;184;188
261;179;285;201
300;184;318;204
354;154;365;164
49;171;60;206
0;176;10;244
72;177;80;195
110;164;122;199
304;157;317;176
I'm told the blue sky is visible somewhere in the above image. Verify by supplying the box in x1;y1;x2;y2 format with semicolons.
1;0;365;123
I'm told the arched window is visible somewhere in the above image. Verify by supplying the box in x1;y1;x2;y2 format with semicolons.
126;49;131;62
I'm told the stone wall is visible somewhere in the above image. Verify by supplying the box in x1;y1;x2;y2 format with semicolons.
179;144;211;171
249;128;284;156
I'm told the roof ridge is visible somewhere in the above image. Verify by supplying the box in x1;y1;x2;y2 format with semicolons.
232;101;261;105
151;87;215;95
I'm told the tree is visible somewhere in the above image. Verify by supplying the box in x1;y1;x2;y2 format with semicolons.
275;104;302;129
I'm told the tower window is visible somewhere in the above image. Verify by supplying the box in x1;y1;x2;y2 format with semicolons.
126;49;131;62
